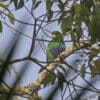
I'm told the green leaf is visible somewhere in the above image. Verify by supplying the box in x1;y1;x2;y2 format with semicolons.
61;16;73;33
0;3;8;9
58;64;67;74
47;10;53;21
58;11;69;24
34;1;42;9
81;65;86;78
13;0;28;10
89;48;100;63
0;21;2;33
43;73;55;87
81;4;90;17
88;5;100;42
13;0;18;10
70;4;81;18
39;67;44;73
90;65;97;78
8;13;15;24
17;0;24;9
98;95;100;100
46;0;53;10
84;0;93;9
57;71;65;91
95;61;100;73
32;93;42;100
58;0;63;5
57;3;64;11
95;5;100;17
88;20;94;41
74;4;81;15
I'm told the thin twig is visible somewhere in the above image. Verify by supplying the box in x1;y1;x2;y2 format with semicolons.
28;19;37;57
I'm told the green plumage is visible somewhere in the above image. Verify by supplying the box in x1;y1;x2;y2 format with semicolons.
46;31;66;62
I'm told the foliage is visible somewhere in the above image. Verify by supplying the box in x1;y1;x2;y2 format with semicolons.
0;21;2;33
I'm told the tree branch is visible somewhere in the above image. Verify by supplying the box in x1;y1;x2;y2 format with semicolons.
27;41;92;91
0;41;99;98
28;19;37;57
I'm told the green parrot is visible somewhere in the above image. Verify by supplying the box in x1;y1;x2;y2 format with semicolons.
40;31;66;87
46;31;66;62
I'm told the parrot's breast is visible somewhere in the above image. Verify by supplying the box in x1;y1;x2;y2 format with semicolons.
51;46;65;57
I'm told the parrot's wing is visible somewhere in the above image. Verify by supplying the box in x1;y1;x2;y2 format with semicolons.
46;48;54;63
46;41;55;62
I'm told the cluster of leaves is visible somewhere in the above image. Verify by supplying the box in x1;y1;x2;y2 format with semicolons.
37;0;100;85
30;0;100;44
46;0;100;82
45;0;100;44
0;0;29;33
0;3;14;32
40;64;67;89
0;0;100;42
89;48;100;78
89;5;100;42
80;46;100;79
59;1;100;43
13;0;26;10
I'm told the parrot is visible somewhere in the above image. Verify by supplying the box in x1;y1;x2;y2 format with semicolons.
46;31;66;62
39;31;66;87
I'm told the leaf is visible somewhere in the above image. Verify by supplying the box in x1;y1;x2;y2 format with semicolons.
95;5;100;17
84;0;93;9
95;61;100;73
90;65;97;78
13;0;28;10
0;21;2;33
34;1;42;9
81;65;86;78
8;13;15;24
47;10;53;21
57;71;65;91
0;58;18;77
88;5;100;42
98;95;100;100
0;2;8;9
17;0;24;9
61;16;73;33
13;0;18;10
32;93;42;100
88;20;94;41
79;5;90;25
81;4;90;17
58;64;67;74
46;0;53;10
57;3;64;11
58;11;69;24
39;66;46;73
58;0;63;5
74;4;81;15
89;48;100;63
43;73;55;87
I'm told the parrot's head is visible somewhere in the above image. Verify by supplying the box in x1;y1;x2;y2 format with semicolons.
52;31;61;40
